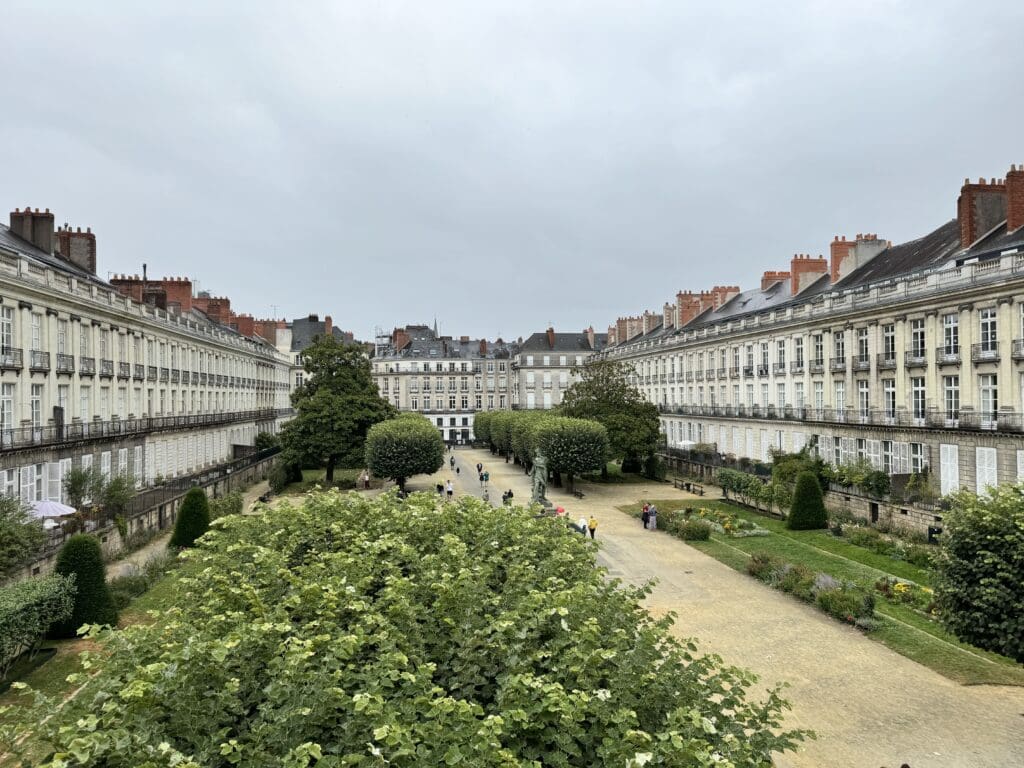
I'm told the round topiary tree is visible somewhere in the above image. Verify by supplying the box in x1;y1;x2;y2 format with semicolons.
170;488;211;548
50;534;117;637
787;470;827;530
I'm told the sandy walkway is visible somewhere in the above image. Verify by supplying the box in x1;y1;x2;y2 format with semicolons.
450;447;1024;768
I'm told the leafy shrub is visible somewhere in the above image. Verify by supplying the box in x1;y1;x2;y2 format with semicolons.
254;432;281;451
209;491;244;520
642;454;666;480
787;471;827;530
108;573;150;599
3;492;808;765
815;588;868;623
778;563;816;600
678;520;712;540
50;535;117;637
747;552;785;582
169;489;210;549
365;414;446;490
0;496;45;578
268;458;303;493
0;575;75;678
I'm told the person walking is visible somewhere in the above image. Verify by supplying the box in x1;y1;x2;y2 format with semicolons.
588;515;598;539
641;503;650;529
648;504;658;531
436;482;444;496
450;456;455;470
456;466;460;475
577;516;588;535
478;471;485;487
445;479;454;501
482;470;489;486
483;488;489;504
476;462;483;474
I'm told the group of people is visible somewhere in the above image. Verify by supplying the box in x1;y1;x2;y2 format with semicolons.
576;515;598;539
641;502;658;530
434;479;455;500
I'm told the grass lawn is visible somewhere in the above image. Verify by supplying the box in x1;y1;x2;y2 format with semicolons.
580;462;649;484
282;468;384;495
617;497;1024;686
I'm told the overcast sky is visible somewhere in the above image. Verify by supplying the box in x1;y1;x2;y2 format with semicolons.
3;1;1023;342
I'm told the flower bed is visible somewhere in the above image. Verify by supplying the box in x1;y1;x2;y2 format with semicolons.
874;576;936;615
832;522;934;568
746;553;877;629
634;504;769;538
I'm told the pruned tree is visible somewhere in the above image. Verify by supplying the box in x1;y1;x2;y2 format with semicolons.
50;534;117;637
787;471;828;530
365;414;445;491
536;417;609;494
0;496;46;579
170;488;211;549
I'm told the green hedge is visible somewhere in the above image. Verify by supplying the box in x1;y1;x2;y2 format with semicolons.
51;535;117;638
787;471;827;530
0;575;75;678
170;488;210;548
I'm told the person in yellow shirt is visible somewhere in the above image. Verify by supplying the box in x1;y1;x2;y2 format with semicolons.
587;516;598;539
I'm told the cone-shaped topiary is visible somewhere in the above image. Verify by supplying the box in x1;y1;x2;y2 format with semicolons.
787;471;828;530
170;488;211;548
50;534;117;637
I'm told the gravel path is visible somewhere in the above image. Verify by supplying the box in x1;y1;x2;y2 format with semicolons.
450;447;1024;768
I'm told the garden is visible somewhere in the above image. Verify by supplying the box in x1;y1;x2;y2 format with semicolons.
1;489;809;767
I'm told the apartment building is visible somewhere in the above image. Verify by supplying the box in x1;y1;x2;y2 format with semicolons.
371;324;516;443
254;313;358;400
605;164;1024;504
0;207;291;507
511;327;606;409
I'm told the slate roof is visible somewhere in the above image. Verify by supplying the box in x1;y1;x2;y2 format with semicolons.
966;222;1024;259
0;223;106;285
833;220;961;289
519;331;607;353
289;317;348;352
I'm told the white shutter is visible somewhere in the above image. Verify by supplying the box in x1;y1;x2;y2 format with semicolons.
58;458;72;503
868;440;881;469
145;443;154;483
20;466;33;503
1017;450;1024;481
759;430;769;461
792;432;806;453
100;451;111;480
940;444;960;495
746;428;753;457
897;443;910;474
47;462;61;502
118;448;128;476
975;447;998;495
134;446;143;486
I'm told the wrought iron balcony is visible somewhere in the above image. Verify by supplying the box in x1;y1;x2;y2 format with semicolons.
971;343;999;363
830;357;847;372
935;346;961;366
159;367;169;383
852;356;871;372
705;369;715;380
790;361;805;374
809;359;825;374
29;350;50;372
0;348;23;371
56;353;75;374
728;367;740;379
148;365;158;381
1013;339;1024;361
904;350;928;368
876;354;897;371
170;369;180;384
133;364;145;380
99;359;114;377
118;362;131;379
756;364;769;376
694;370;704;381
80;356;96;376
773;362;786;374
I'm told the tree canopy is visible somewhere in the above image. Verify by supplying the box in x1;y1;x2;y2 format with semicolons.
535;416;609;493
281;335;395;481
365;414;445;490
0;496;45;579
559;359;661;472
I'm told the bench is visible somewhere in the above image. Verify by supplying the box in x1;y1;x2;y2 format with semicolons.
672;479;704;496
693;484;705;496
572;489;585;499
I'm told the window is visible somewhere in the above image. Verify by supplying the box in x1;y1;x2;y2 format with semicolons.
833;331;845;359
760;343;769;367
0;307;13;353
882;379;895;418
794;337;804;365
979;373;998;426
911;377;926;421
882;440;893;474
559;355;567;366
776;340;786;366
30;384;42;428
882;324;895;360
80;386;90;421
525;355;533;366
857;380;869;420
794;382;805;408
57;320;68;355
857;438;866;460
910;443;925;474
975;446;998;495
942;314;958;353
1;384;14;433
813;381;823;410
943;376;959;421
940;444;960;495
857;328;869;362
776;382;786;409
980;308;998;352
911;319;926;356
834;381;845;416
30;314;41;352
812;334;824;364
760;383;769;408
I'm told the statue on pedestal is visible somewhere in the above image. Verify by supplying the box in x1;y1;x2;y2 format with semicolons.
531;450;548;505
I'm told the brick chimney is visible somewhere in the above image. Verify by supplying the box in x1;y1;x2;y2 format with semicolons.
479;339;488;355
710;285;740;307
958;176;1007;247
662;303;675;330
585;325;595;348
159;277;192;313
676;291;703;327
829;234;888;284
546;327;555;349
324;315;333;337
761;271;791;291
232;313;256;337
9;207;55;255
606;324;617;346
790;254;828;294
1007;163;1024;232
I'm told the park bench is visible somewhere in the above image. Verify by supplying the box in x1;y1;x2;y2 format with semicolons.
572;489;585;499
672;479;704;496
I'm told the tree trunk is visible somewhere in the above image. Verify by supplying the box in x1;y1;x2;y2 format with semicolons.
325;457;336;483
396;476;406;491
601;463;609;481
552;470;562;488
566;473;574;495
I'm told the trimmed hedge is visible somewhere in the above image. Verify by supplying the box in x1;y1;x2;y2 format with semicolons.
0;574;75;678
51;535;117;638
170;488;210;548
787;471;827;530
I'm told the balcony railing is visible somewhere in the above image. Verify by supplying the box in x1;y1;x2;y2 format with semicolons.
728;367;740;379
133;364;145;380
685;372;694;382
830;357;846;372
170;369;180;384
1013;339;1024;361
118;362;131;379
716;368;726;379
971;343;999;363
29;350;50;372
56;353;75;374
852;356;871;371
0;348;23;371
694;371;704;381
936;346;961;365
756;364;769;376
0;407;290;454
705;369;715;380
790;361;804;374
904;350;928;368
809;359;825;374
99;359;114;377
80;356;96;376
148;365;158;381
744;365;755;377
159;368;169;382
876;354;897;371
772;362;786;374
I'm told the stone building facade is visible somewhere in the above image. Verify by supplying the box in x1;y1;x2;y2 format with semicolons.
0;207;292;509
511;327;606;409
604;164;1024;507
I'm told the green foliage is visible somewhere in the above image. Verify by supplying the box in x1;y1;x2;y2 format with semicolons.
2;491;807;766
51;535;117;638
677;520;712;540
365;414;445;489
824;458;891;499
0;496;46;578
254;432;281;451
746;552;785;581
209;491;244;520
268;458;304;493
62;465;105;511
642;453;666;480
535;416;609;491
934;485;1024;662
0;574;75;679
282;335;395;481
842;525;935;568
169;489;211;549
770;447;828;494
509;410;546;465
487;410;514;455
471;410;492;445
787;472;827;530
560;359;661;469
101;474;135;515
745;553;873;625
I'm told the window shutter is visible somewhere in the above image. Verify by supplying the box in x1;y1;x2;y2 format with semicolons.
1017;450;1024;481
975;447;998;494
47;462;61;502
58;458;72;503
20;466;33;503
940;444;959;495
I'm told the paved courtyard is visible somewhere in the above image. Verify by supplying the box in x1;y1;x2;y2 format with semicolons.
429;447;1024;768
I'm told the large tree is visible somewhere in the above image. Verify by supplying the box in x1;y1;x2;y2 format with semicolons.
535;416;609;494
365;414;445;490
281;335;395;482
559;359;661;473
0;496;45;579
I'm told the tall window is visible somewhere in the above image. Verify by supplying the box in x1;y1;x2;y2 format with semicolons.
30;314;41;351
813;381;823;410
57;320;68;355
834;381;845;416
883;379;896;418
979;373;998;426
794;382;805;408
812;334;824;364
776;382;785;409
776;340;786;366
882;324;895;360
910;443;925;473
980;308;998;352
794;337;804;365
0;307;13;352
857;380;870;420
911;377;926;421
1;383;14;433
943;314;958;353
760;343;769;367
834;331;845;359
943;375;960;420
857;328;869;362
911;319;927;356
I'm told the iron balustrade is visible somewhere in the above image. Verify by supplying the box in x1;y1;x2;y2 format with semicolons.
904;350;928;368
971;343;999;363
728;367;740;378
830;357;847;372
809;359;825;374
936;346;961;365
29;351;50;372
56;353;75;374
170;369;180;384
118;362;131;379
133;364;145;380
99;359;114;377
1013;339;1024;361
0;348;23;371
159;368;169;382
80;356;96;376
147;366;157;380
772;362;786;374
877;354;897;371
852;356;871;371
790;361;805;374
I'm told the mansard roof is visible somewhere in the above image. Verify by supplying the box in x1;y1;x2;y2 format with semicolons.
519;331;607;353
0;222;105;284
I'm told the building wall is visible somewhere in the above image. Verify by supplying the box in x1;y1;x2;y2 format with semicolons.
512;349;594;409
